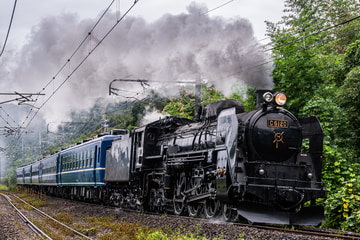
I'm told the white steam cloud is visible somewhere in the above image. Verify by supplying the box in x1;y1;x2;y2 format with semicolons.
0;2;273;124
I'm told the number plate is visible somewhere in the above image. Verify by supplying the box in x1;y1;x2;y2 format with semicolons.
267;119;288;128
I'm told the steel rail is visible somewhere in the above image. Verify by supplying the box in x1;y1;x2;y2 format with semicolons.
233;222;360;240
0;193;52;240
10;194;92;240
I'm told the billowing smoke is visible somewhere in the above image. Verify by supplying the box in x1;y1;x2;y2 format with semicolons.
0;2;273;124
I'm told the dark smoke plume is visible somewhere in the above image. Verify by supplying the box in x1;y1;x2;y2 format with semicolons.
0;2;273;123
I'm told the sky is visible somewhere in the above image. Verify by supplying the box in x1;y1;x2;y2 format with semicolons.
0;0;285;46
0;0;286;129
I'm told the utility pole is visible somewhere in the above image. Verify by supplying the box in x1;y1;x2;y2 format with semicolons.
39;132;42;157
101;110;109;134
195;77;202;121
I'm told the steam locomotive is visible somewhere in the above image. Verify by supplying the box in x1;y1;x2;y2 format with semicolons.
16;90;327;225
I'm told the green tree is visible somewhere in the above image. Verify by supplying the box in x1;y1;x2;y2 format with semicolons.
266;0;360;231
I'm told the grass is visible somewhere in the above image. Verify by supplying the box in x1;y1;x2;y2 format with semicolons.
83;216;243;240
0;183;9;191
13;189;245;239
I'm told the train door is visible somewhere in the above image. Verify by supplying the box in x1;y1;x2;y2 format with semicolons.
57;155;62;186
132;129;144;172
39;162;43;185
94;145;100;186
22;168;25;184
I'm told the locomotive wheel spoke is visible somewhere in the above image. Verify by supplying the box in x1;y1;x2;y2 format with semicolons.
173;173;186;215
188;203;202;217
204;199;220;218
222;203;236;222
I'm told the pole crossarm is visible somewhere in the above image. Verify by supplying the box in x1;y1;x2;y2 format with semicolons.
0;126;23;136
0;92;45;105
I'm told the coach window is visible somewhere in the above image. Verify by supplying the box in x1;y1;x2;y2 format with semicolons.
90;149;93;167
97;147;101;164
83;151;85;168
74;154;76;169
84;150;89;168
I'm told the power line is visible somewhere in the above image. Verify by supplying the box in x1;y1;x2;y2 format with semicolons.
5;0;139;151
202;0;235;15
266;12;360;52
21;1;139;134
42;0;117;92
16;0;119;134
262;4;360;50
0;0;17;57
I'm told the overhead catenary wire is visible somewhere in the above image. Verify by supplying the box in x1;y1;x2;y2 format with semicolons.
0;0;17;57
42;0;117;92
260;3;360;48
265;12;360;52
201;0;235;15
21;0;139;133
16;0;120;134
5;0;139;151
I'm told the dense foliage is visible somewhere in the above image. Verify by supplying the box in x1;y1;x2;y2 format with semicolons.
266;0;360;231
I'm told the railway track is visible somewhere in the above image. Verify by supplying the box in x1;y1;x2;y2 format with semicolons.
0;192;92;240
234;223;360;240
0;192;51;239
7;191;360;240
61;195;360;240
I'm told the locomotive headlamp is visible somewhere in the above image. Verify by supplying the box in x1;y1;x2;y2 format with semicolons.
259;169;265;176
307;172;313;180
263;92;274;103
274;92;287;106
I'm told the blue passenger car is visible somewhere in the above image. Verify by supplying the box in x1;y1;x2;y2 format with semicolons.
56;132;123;200
31;161;40;186
16;130;125;201
39;154;58;186
16;167;24;185
24;164;32;185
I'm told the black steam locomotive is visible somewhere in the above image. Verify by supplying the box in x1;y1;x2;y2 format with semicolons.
104;90;326;225
17;90;327;225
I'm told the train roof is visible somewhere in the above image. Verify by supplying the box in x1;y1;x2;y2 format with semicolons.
18;129;127;168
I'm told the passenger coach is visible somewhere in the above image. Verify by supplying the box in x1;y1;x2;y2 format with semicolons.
16;130;125;200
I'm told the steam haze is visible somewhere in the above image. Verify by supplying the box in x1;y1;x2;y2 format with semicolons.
0;2;273;124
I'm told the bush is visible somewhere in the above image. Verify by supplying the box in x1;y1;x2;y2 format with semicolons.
323;176;360;232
